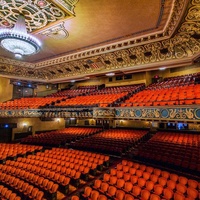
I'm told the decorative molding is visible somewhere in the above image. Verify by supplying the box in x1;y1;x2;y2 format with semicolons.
0;109;42;118
0;64;46;79
115;107;200;121
34;0;188;68
93;106;200;121
0;106;200;122
37;22;69;39
0;57;34;68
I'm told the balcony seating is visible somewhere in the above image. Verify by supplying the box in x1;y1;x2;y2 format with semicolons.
122;73;200;107
48;85;98;97
91;84;144;95
54;92;128;108
49;84;145;108
0;97;64;110
123;84;200;107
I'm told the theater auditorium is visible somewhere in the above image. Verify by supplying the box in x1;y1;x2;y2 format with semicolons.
0;0;199;200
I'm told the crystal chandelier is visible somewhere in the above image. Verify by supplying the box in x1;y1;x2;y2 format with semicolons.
0;15;41;59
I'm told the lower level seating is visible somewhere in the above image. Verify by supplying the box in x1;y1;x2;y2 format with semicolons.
80;159;199;200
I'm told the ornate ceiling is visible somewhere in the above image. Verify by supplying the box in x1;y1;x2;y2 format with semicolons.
0;0;199;83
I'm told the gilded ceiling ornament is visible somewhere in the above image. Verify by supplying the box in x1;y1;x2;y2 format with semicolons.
0;0;78;32
179;22;200;34
186;6;200;21
38;23;69;39
192;0;200;5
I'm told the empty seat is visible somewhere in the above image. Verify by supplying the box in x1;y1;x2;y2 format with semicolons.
141;189;151;200
186;187;198;199
115;190;125;200
124;194;135;200
71;196;80;200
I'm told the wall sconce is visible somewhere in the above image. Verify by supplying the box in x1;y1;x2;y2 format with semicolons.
23;123;27;127
56;118;60;122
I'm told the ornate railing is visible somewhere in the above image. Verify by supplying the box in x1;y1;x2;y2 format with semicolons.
0;105;200;122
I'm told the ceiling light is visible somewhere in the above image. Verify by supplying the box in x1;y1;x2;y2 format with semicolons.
106;72;115;76
0;15;41;58
159;67;166;70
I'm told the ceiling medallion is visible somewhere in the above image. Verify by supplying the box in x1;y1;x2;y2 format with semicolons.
38;22;69;39
0;15;41;58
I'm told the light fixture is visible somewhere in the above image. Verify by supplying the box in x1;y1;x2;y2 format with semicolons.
159;67;166;71
0;15;41;58
106;72;115;76
23;123;27;127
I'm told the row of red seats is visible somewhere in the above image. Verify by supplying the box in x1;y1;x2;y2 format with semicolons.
0;171;44;200
78;85;98;89
83;159;199;200
0;184;21;200
43;147;109;174
43;148;110;168
123;84;200;107
0;143;42;161
48;87;97;97
54;92;128;108
21;127;102;147
0;97;64;109
135;132;200;172
149;74;196;89
115;161;198;188
163;74;197;81
13;157;89;185
82;185;137;200
91;84;144;95
23;148;109;183
151;132;199;145
0;148;110;199
45;148;109;159
3;160;70;193
70;129;147;156
0;163;60;193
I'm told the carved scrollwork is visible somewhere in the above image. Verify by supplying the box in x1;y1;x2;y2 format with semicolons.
192;0;200;5
179;22;200;35
114;50;131;67
186;5;200;21
0;0;70;32
169;108;195;119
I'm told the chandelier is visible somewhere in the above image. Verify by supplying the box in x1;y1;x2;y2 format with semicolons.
0;15;41;59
